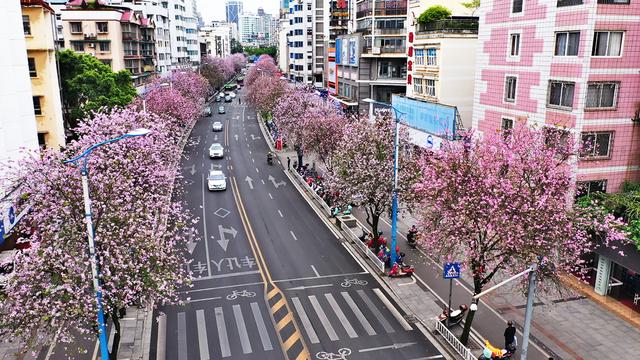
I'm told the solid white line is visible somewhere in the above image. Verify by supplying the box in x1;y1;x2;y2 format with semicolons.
256;167;259;173
91;341;98;360
177;312;187;360
311;265;320;277
156;313;167;360
201;174;212;277
252;158;255;163
278;209;283;217
290;230;298;241
272;271;368;283
373;288;413;331
192;270;261;282
196;310;210;360
268;193;273;199
186;296;223;303
184;281;264;293
261;179;265;184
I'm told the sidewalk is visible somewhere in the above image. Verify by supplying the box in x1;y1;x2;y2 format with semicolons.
258;117;640;359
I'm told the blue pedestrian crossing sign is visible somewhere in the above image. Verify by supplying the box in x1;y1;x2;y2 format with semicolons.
443;262;461;279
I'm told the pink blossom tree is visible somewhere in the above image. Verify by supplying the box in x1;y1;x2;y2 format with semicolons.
272;87;316;147
169;70;209;100
227;53;247;72
326;113;421;248
244;55;278;89
302;100;347;171
413;123;627;344
1;108;194;359
245;75;287;116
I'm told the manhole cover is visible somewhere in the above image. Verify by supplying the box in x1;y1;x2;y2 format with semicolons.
214;208;231;218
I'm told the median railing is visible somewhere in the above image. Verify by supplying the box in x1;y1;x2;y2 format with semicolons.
435;320;476;360
341;225;385;274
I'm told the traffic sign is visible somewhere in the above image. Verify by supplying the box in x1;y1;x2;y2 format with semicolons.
8;207;15;224
426;135;434;149
443;262;461;279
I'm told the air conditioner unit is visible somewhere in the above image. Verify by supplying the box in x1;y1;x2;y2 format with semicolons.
88;43;95;48
372;47;381;54
91;33;96;38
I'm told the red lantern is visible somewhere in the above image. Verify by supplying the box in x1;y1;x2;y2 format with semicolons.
407;46;413;57
408;32;414;43
407;74;412;85
407;60;413;71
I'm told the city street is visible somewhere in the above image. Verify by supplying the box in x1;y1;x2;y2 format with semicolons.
148;91;445;360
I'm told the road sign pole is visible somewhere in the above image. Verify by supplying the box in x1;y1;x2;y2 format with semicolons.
446;278;452;328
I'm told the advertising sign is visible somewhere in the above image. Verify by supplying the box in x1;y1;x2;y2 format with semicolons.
327;61;337;94
392;95;457;138
348;37;358;66
341;38;349;65
335;39;342;64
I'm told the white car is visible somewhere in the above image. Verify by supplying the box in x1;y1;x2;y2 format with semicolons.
228;92;236;98
212;121;223;131
209;143;224;159
207;170;227;191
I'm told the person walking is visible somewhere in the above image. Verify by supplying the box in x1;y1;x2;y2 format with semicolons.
504;320;516;350
287;156;291;170
238;97;242;105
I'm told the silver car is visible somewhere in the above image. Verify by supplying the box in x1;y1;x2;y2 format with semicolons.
209;143;224;159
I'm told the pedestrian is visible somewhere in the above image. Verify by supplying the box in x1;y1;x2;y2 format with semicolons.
238;98;241;105
504;320;516;350
287;156;291;170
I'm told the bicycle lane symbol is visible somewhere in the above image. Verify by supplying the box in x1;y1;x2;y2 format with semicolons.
316;348;351;360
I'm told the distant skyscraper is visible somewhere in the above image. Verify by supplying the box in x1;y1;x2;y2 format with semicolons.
225;0;243;25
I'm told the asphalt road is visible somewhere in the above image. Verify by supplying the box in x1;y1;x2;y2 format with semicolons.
149;90;446;360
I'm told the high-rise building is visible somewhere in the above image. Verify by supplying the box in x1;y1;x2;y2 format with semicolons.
239;10;278;47
199;23;233;58
225;0;243;27
21;0;66;150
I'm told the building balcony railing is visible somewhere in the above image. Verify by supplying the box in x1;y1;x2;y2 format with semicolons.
363;45;406;55
557;0;583;6
596;0;627;4
357;7;407;18
374;28;405;35
356;10;372;18
416;17;479;34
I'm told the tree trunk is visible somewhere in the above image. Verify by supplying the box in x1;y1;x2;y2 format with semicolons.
108;308;123;360
370;213;380;250
459;276;483;346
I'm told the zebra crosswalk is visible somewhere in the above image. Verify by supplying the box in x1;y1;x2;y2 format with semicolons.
161;288;413;359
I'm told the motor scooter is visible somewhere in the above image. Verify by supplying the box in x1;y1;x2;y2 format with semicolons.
267;153;274;166
388;262;414;277
437;304;469;326
407;229;418;248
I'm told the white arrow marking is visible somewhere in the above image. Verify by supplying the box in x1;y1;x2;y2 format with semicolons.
278;210;283;217
250;134;261;140
234;134;238;141
187;231;198;254
358;343;416;353
287;284;333;291
245;176;254;189
183;164;196;175
217;225;238;251
290;231;298;241
268;175;286;188
214;135;218;141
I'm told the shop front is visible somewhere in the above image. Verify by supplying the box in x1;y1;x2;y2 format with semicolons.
593;242;640;312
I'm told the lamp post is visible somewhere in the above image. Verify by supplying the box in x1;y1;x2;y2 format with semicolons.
63;128;151;360
363;98;405;267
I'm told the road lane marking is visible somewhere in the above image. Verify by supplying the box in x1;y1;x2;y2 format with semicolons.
156;313;167;360
251;302;274;351
341;292;376;336
261;179;265;184
290;231;298;241
325;294;358;338
184;281;264;293
291;297;319;344
201;174;212;277
269;193;273;199
272;271;368;283
310;265;319;277
185;296;222;303
233;304;253;354
196;310;210;360
286;283;332;291
373;288;413;331
309;295;339;341
357;290;395;333
278;209;283;217
256;167;259;173
215;307;231;357
191;270;260;282
177;312;187;360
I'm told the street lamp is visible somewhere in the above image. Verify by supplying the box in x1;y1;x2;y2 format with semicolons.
363;98;405;267
63;128;151;360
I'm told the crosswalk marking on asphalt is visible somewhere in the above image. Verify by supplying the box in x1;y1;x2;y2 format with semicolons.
215;307;231;357
196;310;210;360
291;297;320;344
177;312;188;360
309;295;339;341
233;304;253;354
325;293;358;339
250;302;274;351
357;289;396;333
340;291;377;336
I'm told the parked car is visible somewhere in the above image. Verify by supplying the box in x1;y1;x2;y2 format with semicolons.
228;92;236;99
209;143;224;158
204;106;212;117
224;95;232;102
212;121;223;131
215;95;222;102
207;170;227;191
0;250;18;291
218;106;225;114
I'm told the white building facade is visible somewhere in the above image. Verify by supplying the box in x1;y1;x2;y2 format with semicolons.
239;9;278;47
199;24;232;58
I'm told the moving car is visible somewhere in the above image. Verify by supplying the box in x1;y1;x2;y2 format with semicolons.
218;106;225;114
204;106;212;117
212;121;223;131
207;170;227;191
209;143;224;158
224;95;232;102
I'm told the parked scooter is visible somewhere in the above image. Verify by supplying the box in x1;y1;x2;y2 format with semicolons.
267;152;274;166
437;304;469;326
388;262;415;277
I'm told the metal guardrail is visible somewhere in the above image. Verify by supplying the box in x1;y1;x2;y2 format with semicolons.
343;226;385;273
435;320;476;360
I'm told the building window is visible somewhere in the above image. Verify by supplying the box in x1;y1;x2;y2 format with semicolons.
414;49;424;65
414;78;423;94
592;31;623;56
501;117;514;131
576;180;607;197
580;132;613;158
99;42;111;52
426;48;437;66
28;58;37;77
70;22;82;34
97;22;108;33
295;17;303;24
509;33;520;57
512;0;523;13
597;0;630;3
100;59;112;68
586;82;618;109
557;0;583;6
32;96;42;115
22;15;31;35
504;76;517;103
548;80;575;109
555;31;580;56
307;15;312;22
71;41;84;52
425;79;436;97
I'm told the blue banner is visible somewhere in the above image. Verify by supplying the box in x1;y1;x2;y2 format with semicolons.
335;39;342;64
392;95;456;138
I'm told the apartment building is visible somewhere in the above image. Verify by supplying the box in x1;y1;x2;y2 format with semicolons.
239;9;279;47
21;0;66;150
199;23;233;58
226;0;243;29
472;0;640;307
183;0;200;66
61;1;156;86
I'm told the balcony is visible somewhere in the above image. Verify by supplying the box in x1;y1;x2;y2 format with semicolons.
557;0;583;5
416;17;478;35
122;32;141;41
597;0;628;3
374;28;405;35
374;7;407;16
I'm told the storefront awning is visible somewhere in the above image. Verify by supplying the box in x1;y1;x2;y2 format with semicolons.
329;95;358;106
595;241;640;274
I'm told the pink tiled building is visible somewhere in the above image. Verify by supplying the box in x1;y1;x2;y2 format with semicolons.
472;0;640;194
